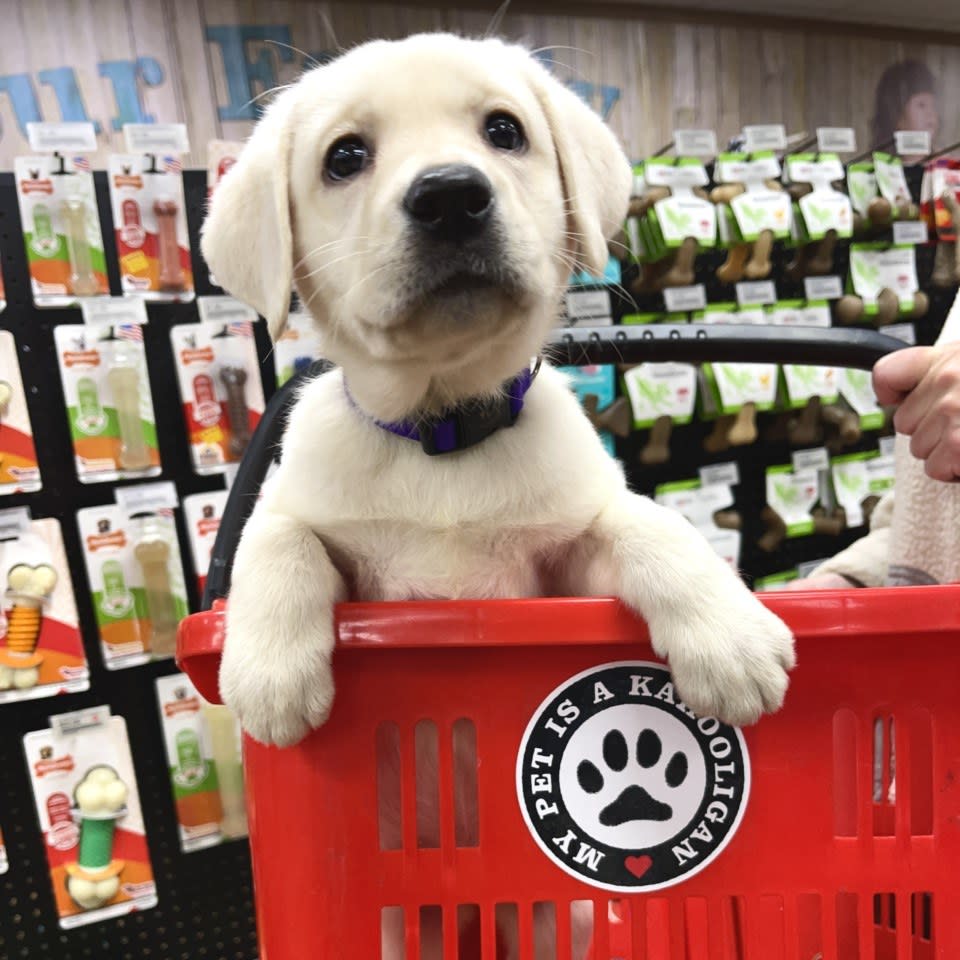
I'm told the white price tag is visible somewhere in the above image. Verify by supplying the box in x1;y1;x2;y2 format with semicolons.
816;127;857;153
743;124;787;152
674;129;718;157
892;221;929;245
26;121;97;153
81;298;149;326
564;289;612;323
792;447;830;472
644;163;709;189
803;275;844;301
664;284;707;312
123;123;190;155
115;480;178;514
51;705;111;736
883;322;916;344
197;295;259;325
736;280;777;306
0;507;33;540
895;130;931;156
699;461;740;487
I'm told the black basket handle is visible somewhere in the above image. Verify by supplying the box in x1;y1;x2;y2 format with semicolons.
202;325;905;608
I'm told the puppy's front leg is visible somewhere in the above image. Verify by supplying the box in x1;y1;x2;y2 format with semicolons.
562;492;795;725
221;502;346;746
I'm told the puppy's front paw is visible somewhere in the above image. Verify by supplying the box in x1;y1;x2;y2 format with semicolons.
219;623;335;747
654;599;795;727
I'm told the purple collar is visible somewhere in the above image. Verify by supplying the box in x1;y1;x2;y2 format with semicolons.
347;362;539;456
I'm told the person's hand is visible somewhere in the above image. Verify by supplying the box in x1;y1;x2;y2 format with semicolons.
873;343;960;481
779;573;856;591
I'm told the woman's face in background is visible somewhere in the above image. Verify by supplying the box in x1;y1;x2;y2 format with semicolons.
899;91;940;141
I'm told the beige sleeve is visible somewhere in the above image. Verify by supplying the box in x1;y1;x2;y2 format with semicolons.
811;490;894;586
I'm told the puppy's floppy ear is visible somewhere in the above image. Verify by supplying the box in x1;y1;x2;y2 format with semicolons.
201;92;296;338
525;58;632;277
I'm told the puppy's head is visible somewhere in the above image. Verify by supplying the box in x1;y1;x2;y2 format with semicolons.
202;34;631;420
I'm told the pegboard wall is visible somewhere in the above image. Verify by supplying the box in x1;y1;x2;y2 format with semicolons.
0;170;263;960
0;163;954;960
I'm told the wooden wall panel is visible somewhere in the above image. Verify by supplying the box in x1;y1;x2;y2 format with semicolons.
0;0;957;168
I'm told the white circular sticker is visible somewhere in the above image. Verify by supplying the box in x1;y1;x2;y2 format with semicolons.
516;661;750;892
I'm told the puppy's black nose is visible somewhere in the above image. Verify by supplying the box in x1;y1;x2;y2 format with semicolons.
403;165;494;240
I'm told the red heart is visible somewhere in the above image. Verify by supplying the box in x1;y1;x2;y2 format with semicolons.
624;855;652;879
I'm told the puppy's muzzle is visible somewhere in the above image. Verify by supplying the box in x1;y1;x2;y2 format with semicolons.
403;164;494;242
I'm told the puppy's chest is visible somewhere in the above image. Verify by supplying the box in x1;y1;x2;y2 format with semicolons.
321;519;573;601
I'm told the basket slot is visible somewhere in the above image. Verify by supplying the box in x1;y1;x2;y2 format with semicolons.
377;722;403;851
533;902;557;958
415;720;442;849
497;903;519;959
452;719;479;848
873;718;895;836
419;904;443;957
382;905;405;959
456;904;480;959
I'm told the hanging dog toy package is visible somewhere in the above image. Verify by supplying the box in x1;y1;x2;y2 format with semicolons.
15;123;109;308
54;300;160;484
182;488;228;597
155;672;248;852
171;297;265;475
24;705;157;928
0;330;42;495
76;482;188;670
108;124;194;301
0;509;87;704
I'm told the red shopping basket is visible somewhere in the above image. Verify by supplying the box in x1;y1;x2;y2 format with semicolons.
178;587;960;960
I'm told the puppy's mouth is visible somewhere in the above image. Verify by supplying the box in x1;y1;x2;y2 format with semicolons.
430;270;502;298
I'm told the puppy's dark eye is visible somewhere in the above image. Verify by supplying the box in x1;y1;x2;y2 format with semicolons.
324;136;371;181
484;113;525;151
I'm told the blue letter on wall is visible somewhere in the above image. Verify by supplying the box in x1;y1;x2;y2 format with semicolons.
206;25;295;121
38;67;101;132
0;74;41;138
99;58;165;130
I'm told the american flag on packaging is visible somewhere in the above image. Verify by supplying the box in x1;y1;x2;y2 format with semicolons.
163;155;183;174
115;323;144;342
228;319;254;338
72;156;91;172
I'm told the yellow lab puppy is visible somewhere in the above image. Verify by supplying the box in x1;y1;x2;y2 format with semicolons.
202;33;795;959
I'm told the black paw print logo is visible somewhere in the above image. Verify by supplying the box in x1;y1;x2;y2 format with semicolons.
577;728;689;826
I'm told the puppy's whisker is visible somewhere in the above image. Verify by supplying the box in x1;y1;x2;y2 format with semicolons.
296;245;382;280
265;39;325;70
237;82;295;116
294;237;377;271
530;44;595;59
484;0;513;39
